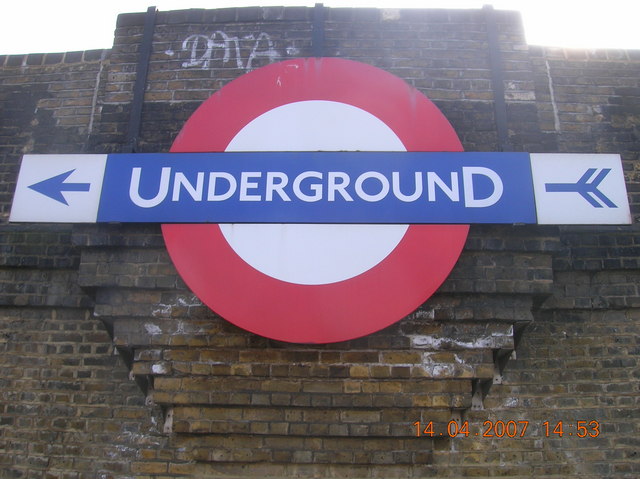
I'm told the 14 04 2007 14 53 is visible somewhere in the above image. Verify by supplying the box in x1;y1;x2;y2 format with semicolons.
413;420;601;438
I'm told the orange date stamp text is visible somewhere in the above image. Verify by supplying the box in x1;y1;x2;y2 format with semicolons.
413;420;601;438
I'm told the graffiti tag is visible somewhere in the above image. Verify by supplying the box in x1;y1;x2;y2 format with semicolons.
174;31;280;71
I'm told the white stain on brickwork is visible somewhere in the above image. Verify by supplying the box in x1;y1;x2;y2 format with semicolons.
176;31;280;71
381;9;401;21
421;352;457;377
151;363;168;375
88;50;108;136
544;59;561;132
411;335;494;349
151;304;172;318
163;408;174;434
176;295;201;307
411;309;435;320
144;323;162;335
428;364;456;377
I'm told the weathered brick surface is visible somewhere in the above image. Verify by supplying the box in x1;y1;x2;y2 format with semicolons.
0;308;168;478
0;5;638;478
0;50;109;218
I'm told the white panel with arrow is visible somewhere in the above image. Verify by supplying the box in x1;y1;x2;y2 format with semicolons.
530;153;631;225
9;154;107;223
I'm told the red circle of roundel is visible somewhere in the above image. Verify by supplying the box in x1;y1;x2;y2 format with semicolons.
163;58;469;344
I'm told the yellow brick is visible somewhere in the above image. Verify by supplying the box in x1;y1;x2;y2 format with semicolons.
349;365;370;378
131;462;168;474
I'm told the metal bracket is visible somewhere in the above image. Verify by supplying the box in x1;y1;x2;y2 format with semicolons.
125;6;157;153
312;3;326;57
483;5;511;152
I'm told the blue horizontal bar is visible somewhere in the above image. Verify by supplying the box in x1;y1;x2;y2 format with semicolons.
97;152;537;224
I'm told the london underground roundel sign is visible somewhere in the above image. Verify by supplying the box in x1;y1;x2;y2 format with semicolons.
162;58;469;343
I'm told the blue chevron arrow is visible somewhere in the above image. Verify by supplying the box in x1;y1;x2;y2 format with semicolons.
545;168;617;208
28;169;91;206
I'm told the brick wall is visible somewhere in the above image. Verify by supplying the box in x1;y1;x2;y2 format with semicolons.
0;6;638;478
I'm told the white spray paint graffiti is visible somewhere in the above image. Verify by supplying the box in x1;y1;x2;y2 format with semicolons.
172;31;280;71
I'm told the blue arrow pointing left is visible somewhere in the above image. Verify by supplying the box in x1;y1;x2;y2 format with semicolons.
28;169;91;205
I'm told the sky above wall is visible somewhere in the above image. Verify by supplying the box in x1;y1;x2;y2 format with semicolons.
1;0;638;55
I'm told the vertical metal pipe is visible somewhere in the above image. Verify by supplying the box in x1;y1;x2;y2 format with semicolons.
125;6;157;153
312;3;326;58
483;5;511;152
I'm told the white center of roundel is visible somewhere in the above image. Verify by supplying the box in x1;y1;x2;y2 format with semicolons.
220;100;409;285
